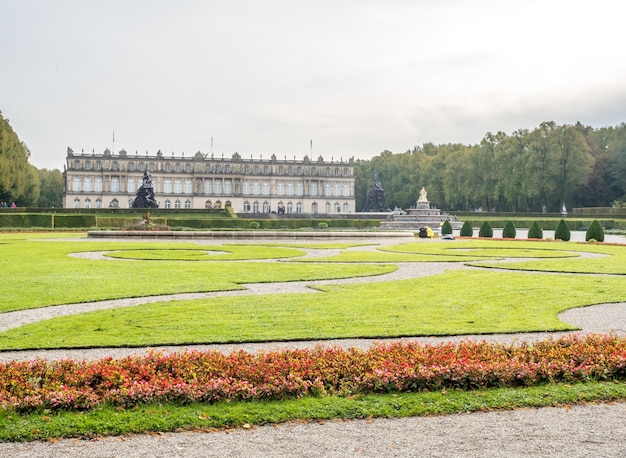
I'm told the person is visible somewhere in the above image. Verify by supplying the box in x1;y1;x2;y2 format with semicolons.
10;202;16;208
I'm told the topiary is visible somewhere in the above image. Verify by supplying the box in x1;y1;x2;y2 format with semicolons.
527;221;543;239
460;221;473;237
249;221;260;230
317;222;329;229
502;221;516;239
585;220;604;242
441;220;453;235
478;221;493;238
554;219;571;241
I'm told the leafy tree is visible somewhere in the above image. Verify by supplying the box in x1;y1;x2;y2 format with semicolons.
527;221;543;239
441;220;453;235
37;168;64;207
0;111;40;205
460;221;473;237
502;221;516;239
478;221;493;238
554;219;571;241
585;220;604;242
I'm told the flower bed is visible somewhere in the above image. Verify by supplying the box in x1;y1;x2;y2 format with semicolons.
1;334;625;412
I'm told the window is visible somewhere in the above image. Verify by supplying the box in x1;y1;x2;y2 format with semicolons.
224;179;232;194
112;161;119;171
164;179;172;194
139;162;146;171
185;199;191;209
214;200;222;209
175;199;181;209
253;201;259;213
95;198;102;208
296;182;303;196
95;161;102;170
175;163;181;172
205;164;212;173
278;165;283;174
343;167;349;176
165;163;171;172
95;177;103;192
287;182;294;196
252;181;260;195
263;165;269;174
73;160;81;169
127;178;135;193
174;179;182;194
334;202;341;213
277;181;284;196
325;202;331;213
73;198;80;208
109;198;119;208
244;165;250;174
85;160;92;170
311;202;318;214
164;199;171;209
296;166;302;175
184;179;192;194
243;181;250;195
111;178;119;193
225;164;231;173
286;201;293;214
334;182;340;197
72;177;81;192
296;202;302;214
343;202;350;213
325;167;330;176
84;177;92;192
127;199;133;208
214;180;222;194
128;162;135;172
287;166;293;175
205;200;212;208
334;168;340;176
204;180;212;195
310;166;317;175
325;183;331;196
243;201;251;212
262;201;270;212
149;162;155;172
185;163;192;173
262;181;270;196
214;164;221;173
343;183;350;197
310;182;318;196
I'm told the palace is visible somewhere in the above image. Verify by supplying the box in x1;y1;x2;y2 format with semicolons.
63;148;356;214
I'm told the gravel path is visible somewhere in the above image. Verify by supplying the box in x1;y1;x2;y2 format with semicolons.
2;236;626;456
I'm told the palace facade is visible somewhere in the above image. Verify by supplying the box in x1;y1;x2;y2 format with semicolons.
63;149;356;214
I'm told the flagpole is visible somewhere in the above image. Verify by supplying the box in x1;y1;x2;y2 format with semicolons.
112;130;115;155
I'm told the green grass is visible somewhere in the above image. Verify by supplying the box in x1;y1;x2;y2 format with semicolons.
0;235;394;312
3;270;626;349
1;381;624;442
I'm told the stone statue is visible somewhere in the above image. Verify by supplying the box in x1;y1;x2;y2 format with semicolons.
418;187;428;202
361;172;391;212
132;170;159;208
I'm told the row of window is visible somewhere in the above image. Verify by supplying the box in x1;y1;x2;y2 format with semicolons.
73;197;350;213
71;160;351;176
71;177;351;197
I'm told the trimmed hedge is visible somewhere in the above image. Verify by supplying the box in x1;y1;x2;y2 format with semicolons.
460;221;473;237
502;221;516;239
554;219;571;241
478;221;493;238
441;220;453;235
527;221;543;239
586;220;605;242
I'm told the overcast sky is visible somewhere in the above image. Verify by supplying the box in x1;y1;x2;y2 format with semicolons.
2;0;625;170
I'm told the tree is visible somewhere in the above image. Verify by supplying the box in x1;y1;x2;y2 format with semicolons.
460;221;473;237
554;219;571;241
441;220;453;235
0;111;40;205
527;221;543;239
478;221;493;238
37;168;64;207
585;220;605;242
502;221;516;239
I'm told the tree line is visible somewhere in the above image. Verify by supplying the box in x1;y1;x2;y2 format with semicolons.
0;112;63;207
355;121;626;213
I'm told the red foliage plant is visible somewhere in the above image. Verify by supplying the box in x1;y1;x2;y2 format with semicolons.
0;334;624;412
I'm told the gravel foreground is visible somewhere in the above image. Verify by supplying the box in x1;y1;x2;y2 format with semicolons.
2;235;626;456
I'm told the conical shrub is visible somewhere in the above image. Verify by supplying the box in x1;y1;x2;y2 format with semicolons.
527;221;543;239
460;221;473;237
554;219;571;241
502;221;516;239
441;220;453;235
478;221;493;238
585;220;605;242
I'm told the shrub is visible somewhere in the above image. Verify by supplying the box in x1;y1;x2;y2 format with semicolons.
478;221;493;238
317;222;329;229
586;220;605;242
554;219;571;241
460;221;473;237
441;220;453;235
249;221;261;230
527;221;543;239
502;221;516;239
